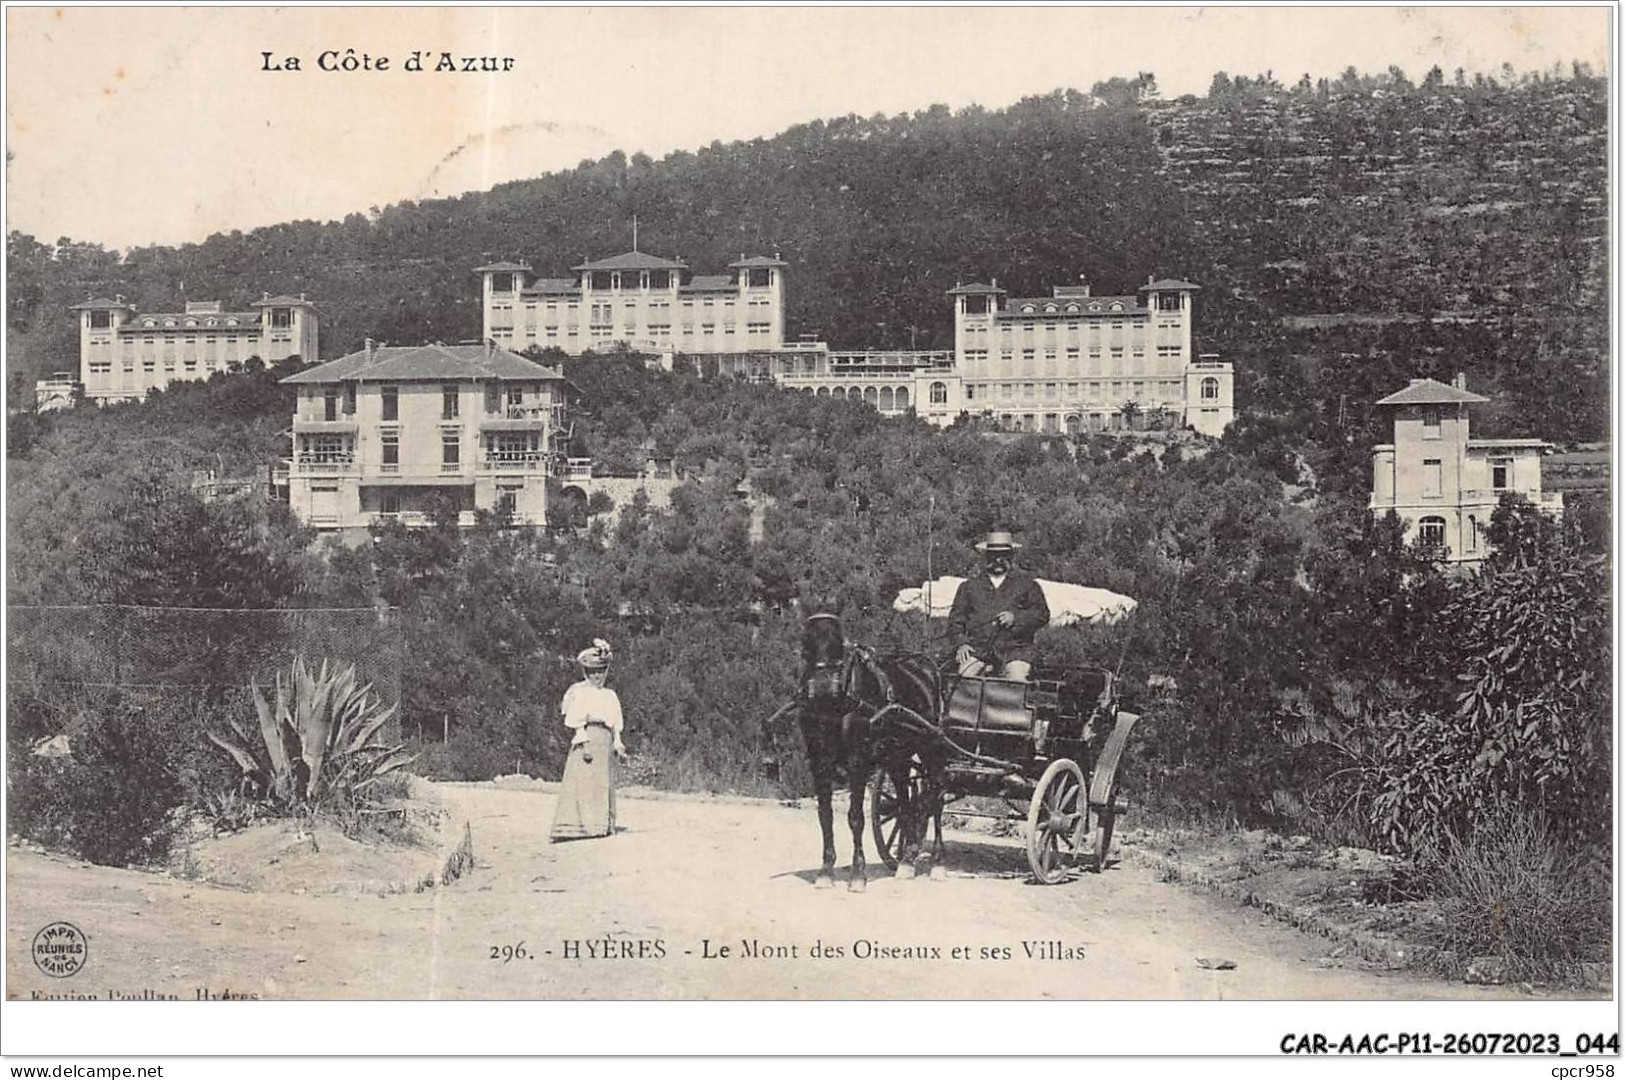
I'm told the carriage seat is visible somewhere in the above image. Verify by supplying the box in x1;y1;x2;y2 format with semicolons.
945;677;1034;735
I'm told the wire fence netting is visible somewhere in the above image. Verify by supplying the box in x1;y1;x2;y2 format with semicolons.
8;605;404;735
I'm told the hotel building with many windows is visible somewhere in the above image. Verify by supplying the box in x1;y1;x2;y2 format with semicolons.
946;276;1232;436
71;294;319;404
473;251;1233;435
279;341;569;531
476;250;787;356
708;273;1234;436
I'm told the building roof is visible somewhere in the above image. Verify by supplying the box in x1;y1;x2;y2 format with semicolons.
120;311;261;331
1004;295;1144;314
251;295;316;308
1138;278;1203;291
571;250;687;272
1375;378;1489;406
728;255;787;268
70;297;135;310
280;342;565;384
681;274;737;292
946;282;1007;296
472;261;532;273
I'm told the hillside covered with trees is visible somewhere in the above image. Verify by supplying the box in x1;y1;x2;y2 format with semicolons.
8;65;1609;451
6;65;1611;979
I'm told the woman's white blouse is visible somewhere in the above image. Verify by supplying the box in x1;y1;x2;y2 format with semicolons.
561;681;624;747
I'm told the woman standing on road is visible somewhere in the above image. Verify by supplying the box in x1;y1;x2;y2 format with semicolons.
550;638;627;841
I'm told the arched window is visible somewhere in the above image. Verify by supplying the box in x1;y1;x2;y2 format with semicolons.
879;387;895;411
1065;414;1082;435
816;386;829;397
1201;377;1219;400
929;381;948;405
863;386;879;407
1418;516;1447;549
895;386;909;409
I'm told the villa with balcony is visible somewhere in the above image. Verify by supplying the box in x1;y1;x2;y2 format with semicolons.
1370;375;1563;563
280;340;569;530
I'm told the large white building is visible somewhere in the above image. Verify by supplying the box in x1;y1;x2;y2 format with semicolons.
947;276;1233;436
711;272;1235;435
470;251;1233;434
71;294;319;404
476;250;788;356
1369;376;1562;562
280;341;569;531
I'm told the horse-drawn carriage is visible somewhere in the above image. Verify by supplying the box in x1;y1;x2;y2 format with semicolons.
866;663;1138;884
786;592;1139;888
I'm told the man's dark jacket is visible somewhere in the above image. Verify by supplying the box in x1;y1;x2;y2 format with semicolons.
947;570;1051;664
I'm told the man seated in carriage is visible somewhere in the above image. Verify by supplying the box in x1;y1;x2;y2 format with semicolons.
948;529;1050;681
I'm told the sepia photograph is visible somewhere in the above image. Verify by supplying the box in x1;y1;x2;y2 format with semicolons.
1;1;1617;1064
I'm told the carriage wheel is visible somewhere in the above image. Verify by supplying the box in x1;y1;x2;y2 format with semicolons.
868;760;924;871
1025;758;1086;885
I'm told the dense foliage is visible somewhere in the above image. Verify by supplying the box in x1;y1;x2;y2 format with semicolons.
11;354;1607;864
6;68;1609;914
8;67;1608;451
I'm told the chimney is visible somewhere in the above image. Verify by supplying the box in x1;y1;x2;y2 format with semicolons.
990;277;998;289
299;293;306;302
1453;371;1467;391
486;338;496;360
1079;274;1091;297
364;337;375;361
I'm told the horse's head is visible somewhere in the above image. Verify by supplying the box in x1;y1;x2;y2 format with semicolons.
801;613;848;703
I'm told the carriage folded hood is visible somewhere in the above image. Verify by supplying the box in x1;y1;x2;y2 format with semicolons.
892;577;1136;626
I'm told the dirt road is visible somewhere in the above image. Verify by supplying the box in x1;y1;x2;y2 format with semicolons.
6;783;1524;1000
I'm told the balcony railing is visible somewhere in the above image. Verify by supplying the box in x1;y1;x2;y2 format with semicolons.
293;454;355;472
562;457;593;482
482;451;547;470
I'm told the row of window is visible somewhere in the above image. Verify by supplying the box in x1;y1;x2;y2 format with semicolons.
87;311;295;330
298;431;546;470
499;297;771;323
90;333;267;347
963;346;1185;365
1415;515;1482;554
965;320;1157;336
499;321;774;342
1416;458;1514;498
312;384;543;422
958;376;1219;402
492;294;769;311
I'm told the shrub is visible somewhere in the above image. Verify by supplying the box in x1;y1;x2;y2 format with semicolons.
8;698;187;866
1415;812;1611;982
207;657;414;827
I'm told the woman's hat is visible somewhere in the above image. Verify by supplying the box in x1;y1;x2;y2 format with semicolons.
576;638;613;670
974;530;1022;552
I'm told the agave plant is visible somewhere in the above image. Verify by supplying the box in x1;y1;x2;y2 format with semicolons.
208;657;414;814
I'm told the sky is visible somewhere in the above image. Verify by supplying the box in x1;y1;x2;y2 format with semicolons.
4;5;1613;250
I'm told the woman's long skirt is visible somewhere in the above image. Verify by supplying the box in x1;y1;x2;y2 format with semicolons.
550;725;616;841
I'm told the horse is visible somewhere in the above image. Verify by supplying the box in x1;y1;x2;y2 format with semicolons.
790;612;950;890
